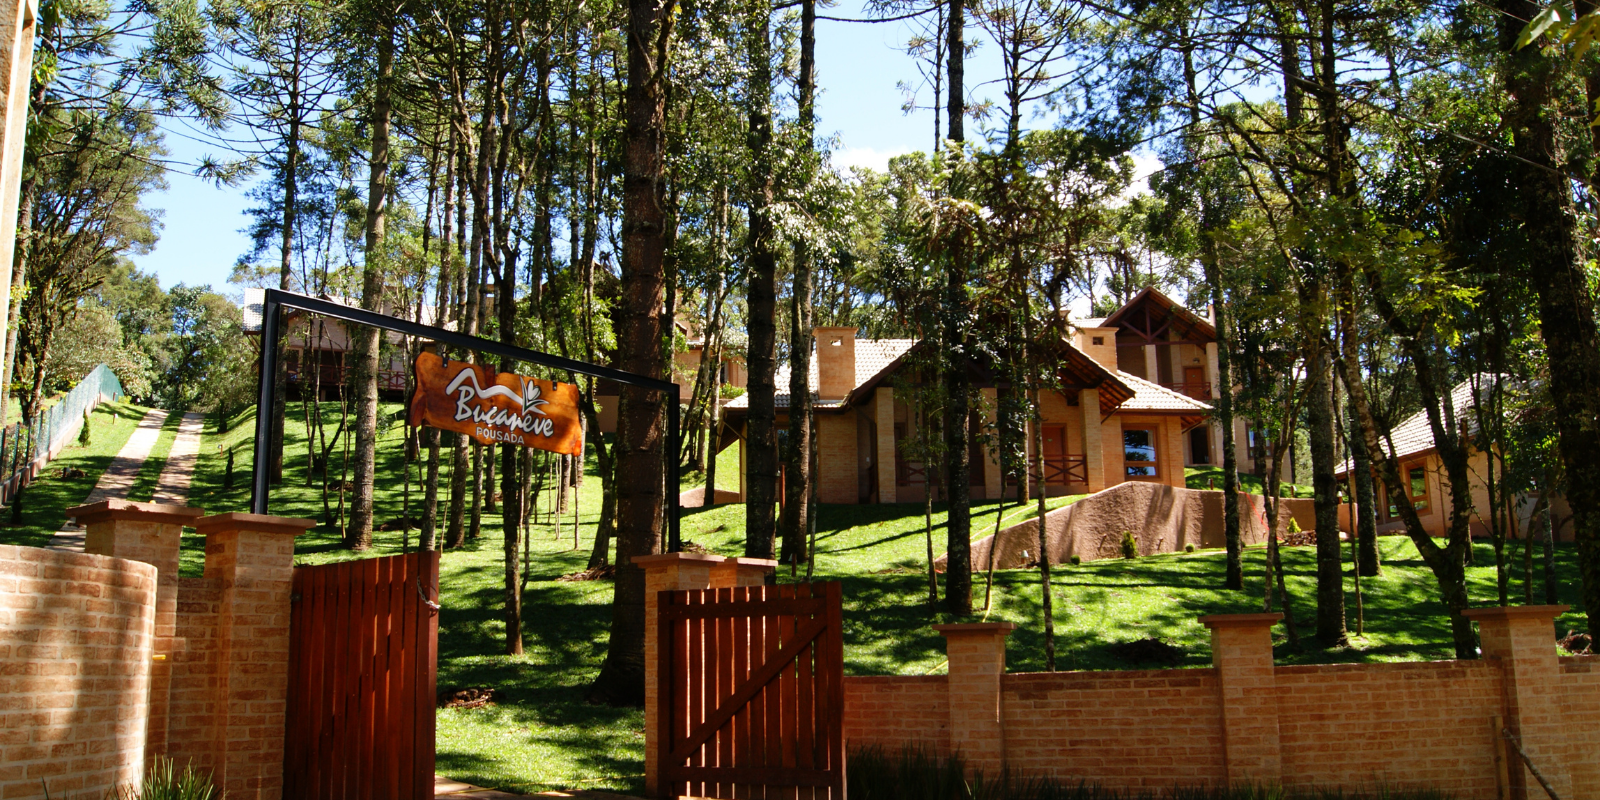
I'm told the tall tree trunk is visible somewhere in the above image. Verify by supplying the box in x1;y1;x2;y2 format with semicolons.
743;0;779;561
1499;0;1600;638
346;18;394;551
587;0;675;706
780;0;816;567
1181;30;1242;590
942;0;973;616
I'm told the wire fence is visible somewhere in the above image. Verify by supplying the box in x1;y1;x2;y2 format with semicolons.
0;364;125;507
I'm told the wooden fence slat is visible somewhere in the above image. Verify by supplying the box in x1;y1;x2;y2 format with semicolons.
417;550;440;800
371;555;393;800
395;551;418;800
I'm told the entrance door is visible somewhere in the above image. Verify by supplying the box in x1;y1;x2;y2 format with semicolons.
284;551;440;800
1189;426;1211;465
1182;366;1209;400
1043;426;1066;484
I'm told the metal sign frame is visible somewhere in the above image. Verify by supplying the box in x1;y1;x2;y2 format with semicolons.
251;287;683;551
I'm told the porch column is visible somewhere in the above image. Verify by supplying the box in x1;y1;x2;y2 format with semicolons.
72;498;204;765
876;387;897;503
1079;388;1105;492
194;511;315;800
1143;343;1159;383
1200;613;1283;787
1464;606;1574;800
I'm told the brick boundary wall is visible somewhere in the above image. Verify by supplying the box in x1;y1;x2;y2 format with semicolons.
0;544;157;800
637;554;1596;800
0;500;312;800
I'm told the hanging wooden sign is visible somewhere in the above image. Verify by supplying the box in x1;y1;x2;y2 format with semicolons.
407;351;584;456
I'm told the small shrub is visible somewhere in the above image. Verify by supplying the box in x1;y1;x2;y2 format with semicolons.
1185;543;1196;553
1120;530;1137;559
115;757;217;800
78;411;91;446
1288;517;1303;534
1069;555;1081;566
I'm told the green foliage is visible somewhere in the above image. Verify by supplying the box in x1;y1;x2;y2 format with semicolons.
1069;555;1081;565
1120;530;1137;559
1185;543;1196;553
153;285;254;412
78;409;90;446
42;303;156;400
114;757;218;800
1288;518;1303;535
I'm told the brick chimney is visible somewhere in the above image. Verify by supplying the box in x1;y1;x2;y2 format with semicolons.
1075;325;1120;372
814;326;857;401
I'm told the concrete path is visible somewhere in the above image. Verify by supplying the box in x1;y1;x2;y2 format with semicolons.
152;411;205;505
434;775;645;799
48;408;169;551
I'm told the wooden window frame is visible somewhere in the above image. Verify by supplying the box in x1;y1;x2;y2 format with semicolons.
1122;426;1159;482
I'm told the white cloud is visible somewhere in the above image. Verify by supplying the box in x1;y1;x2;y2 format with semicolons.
831;145;915;174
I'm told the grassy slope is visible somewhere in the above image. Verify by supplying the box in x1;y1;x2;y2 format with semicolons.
187;403;1589;795
0;401;149;547
1185;465;1313;498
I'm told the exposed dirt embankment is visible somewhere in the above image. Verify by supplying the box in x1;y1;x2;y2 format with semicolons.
937;482;1315;571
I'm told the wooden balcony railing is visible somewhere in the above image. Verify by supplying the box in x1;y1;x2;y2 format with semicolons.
287;365;409;392
1042;454;1088;485
1163;381;1213;401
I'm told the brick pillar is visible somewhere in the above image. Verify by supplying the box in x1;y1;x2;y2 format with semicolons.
1200;613;1282;786
71;498;204;765
1463;605;1573;800
1079;389;1105;491
194;511;314;800
636;553;777;797
934;622;1015;776
876;387;897;503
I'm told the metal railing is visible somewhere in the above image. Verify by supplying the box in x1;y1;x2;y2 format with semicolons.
0;364;124;506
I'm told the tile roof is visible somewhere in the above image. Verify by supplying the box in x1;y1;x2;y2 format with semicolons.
1337;379;1487;475
723;338;917;410
1114;372;1213;413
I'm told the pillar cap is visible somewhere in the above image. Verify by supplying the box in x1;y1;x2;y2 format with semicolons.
1199;612;1283;630
67;499;204;527
933;622;1017;637
1461;605;1570;621
194;512;316;537
633;553;779;569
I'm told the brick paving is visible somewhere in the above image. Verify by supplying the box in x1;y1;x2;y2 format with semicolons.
48;408;169;551
152;410;204;505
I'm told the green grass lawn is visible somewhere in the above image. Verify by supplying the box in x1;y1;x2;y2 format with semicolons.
1186;465;1313;498
171;403;1590;796
0;401;149;547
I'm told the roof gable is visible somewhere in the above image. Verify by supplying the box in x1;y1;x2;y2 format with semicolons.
1101;286;1217;345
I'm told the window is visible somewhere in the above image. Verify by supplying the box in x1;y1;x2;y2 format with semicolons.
1408;466;1429;512
1386;465;1430;517
1092;336;1104;346
1124;429;1157;478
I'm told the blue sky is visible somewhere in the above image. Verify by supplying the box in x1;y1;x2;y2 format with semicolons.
130;0;1129;297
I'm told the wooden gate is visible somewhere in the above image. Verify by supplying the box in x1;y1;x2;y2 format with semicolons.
658;581;845;800
284;550;440;800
